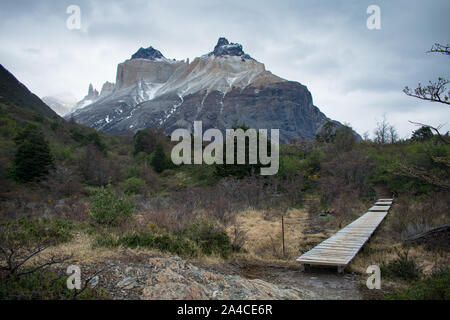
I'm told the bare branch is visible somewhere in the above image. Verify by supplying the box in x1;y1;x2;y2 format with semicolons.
408;121;450;144
17;254;72;277
72;264;110;299
428;43;450;56
403;78;450;105
391;162;450;190
10;244;49;274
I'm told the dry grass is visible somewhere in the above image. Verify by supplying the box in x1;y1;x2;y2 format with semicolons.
38;231;169;266
226;208;333;263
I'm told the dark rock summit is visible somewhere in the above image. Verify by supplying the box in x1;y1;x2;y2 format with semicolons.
131;46;165;60
210;37;252;59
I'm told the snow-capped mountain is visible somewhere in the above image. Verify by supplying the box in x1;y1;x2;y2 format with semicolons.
68;37;336;142
42;92;77;116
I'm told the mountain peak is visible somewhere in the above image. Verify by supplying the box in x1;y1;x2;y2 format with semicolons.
131;46;165;60
87;83;99;99
210;37;252;59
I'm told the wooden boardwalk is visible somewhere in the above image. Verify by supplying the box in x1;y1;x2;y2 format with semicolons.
296;199;393;273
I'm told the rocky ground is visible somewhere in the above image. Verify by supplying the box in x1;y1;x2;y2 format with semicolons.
60;250;364;300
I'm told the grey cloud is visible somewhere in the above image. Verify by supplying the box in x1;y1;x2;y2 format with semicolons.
0;0;449;138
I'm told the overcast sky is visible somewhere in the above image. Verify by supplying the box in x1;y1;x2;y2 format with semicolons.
0;0;449;138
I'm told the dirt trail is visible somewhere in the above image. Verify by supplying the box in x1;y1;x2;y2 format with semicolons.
206;261;365;300
373;183;392;198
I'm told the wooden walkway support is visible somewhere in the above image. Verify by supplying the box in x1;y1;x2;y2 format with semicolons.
296;198;393;273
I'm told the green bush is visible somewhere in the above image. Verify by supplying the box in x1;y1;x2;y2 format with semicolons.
381;249;422;281
316;121;338;143
0;268;106;300
69;127;107;153
386;268;450;300
214;124;276;179
89;185;134;226
120;177;146;195
92;220;232;258
187;164;219;186
367;140;449;194
92;233;118;248
86;131;107;153
278;155;305;179
1;217;75;245
50;120;60;131
183;219;232;258
32;114;44;123
117;231;197;257
50;144;74;162
0;116;17;138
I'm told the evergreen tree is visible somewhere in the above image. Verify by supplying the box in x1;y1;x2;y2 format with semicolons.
411;126;434;142
150;142;169;173
214;124;267;178
12;125;53;182
133;127;165;156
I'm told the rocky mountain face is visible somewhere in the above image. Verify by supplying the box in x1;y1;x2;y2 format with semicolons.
68;38;337;142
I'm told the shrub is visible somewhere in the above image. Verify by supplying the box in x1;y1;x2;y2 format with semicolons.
1;217;75;245
41;165;83;197
278;155;305;180
117;231;197;257
386;268;449;300
183;219;232;258
0;116;17;138
316;121;338;143
70;127;107;152
333;125;357;152
50;144;74;162
381;248;422;281
78;144;112;186
120;177;146;195
213;125;272;179
50;120;60;131
0;268;106;300
92;233;117;248
89;185;134;226
32;114;44;123
92;219;232;258
133;127;166;155
86;132;107;153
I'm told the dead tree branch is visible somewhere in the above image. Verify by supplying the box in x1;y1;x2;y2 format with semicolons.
428;43;450;56
403;78;450;105
408;121;449;144
390;162;450;190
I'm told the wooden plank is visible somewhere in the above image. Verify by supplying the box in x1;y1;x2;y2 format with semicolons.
368;206;390;212
375;201;392;205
